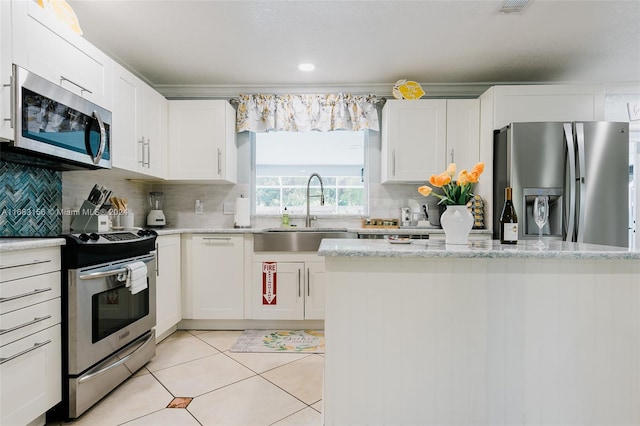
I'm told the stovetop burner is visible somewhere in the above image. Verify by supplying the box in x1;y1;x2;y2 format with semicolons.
61;229;158;269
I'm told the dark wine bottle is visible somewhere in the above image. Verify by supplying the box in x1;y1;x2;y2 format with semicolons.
499;187;518;244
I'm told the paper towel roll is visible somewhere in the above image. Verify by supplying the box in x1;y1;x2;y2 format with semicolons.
234;197;251;228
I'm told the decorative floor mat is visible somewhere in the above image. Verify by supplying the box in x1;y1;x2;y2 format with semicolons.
230;330;324;353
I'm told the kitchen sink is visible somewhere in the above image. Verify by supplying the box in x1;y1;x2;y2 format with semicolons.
254;229;356;252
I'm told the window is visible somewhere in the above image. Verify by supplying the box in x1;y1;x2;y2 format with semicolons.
254;131;367;215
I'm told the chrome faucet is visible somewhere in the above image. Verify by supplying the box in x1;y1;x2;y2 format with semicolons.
306;173;325;227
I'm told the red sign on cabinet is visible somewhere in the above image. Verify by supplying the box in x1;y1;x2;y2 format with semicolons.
262;262;277;305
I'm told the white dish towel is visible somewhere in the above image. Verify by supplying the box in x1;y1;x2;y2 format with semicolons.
125;261;148;295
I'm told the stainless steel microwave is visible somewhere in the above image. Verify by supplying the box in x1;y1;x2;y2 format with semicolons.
1;65;111;170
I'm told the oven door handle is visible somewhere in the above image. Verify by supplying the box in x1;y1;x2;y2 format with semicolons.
78;267;129;280
77;332;155;384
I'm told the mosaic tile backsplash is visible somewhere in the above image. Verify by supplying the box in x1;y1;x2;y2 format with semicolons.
1;160;62;236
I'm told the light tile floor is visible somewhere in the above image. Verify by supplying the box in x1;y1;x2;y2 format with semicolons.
47;330;323;426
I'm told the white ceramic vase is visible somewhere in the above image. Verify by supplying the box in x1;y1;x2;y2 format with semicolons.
440;205;473;245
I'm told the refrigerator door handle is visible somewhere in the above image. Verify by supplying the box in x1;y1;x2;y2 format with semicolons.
563;123;577;242
575;123;587;244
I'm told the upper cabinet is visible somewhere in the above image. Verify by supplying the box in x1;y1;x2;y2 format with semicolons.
168;100;237;182
381;99;447;183
381;99;479;183
483;85;605;130
445;99;480;170
112;64;167;179
10;0;113;110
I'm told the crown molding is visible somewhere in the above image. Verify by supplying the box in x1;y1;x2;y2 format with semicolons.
155;82;495;100
154;81;640;100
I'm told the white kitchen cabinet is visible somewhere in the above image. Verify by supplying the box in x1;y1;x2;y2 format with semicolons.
250;256;326;320
483;84;605;131
168;100;237;182
381;99;447;183
182;234;244;319
155;234;181;341
0;0;12;141
112;64;167;179
304;261;326;320
10;0;113;110
446;99;480;168
381;99;482;183
0;246;62;426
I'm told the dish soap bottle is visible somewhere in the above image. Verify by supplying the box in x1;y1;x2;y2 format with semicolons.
282;207;289;227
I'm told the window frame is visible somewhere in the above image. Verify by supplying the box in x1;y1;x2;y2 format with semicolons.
250;131;370;217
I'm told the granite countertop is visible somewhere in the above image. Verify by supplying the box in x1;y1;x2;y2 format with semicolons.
0;227;493;252
318;239;640;260
0;237;66;252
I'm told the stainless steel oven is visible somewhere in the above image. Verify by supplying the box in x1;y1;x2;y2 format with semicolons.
61;230;157;419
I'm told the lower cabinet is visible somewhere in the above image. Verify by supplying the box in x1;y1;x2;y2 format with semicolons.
250;256;325;320
0;246;61;426
182;234;244;319
155;234;181;341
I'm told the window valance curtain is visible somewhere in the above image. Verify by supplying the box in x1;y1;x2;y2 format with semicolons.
236;93;380;133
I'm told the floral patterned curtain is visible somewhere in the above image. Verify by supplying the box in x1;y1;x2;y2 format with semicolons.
236;93;380;133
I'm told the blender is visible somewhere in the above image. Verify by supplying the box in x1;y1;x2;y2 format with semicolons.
147;192;166;227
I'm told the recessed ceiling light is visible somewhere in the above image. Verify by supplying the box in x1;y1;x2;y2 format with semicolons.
298;63;315;72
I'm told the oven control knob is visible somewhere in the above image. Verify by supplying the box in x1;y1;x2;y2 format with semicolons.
137;229;147;236
89;233;100;241
78;233;90;242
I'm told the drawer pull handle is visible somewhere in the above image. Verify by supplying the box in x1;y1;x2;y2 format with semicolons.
0;259;52;270
0;315;52;335
203;237;231;241
0;288;52;303
0;340;51;365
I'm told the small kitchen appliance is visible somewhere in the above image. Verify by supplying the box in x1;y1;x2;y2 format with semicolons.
147;192;166;227
401;207;411;227
1;65;112;170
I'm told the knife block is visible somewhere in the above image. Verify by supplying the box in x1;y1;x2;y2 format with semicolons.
71;200;109;232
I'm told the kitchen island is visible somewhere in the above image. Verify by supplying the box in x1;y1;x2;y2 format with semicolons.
318;239;640;426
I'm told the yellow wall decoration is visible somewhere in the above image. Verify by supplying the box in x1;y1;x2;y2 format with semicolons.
35;0;83;35
392;79;425;100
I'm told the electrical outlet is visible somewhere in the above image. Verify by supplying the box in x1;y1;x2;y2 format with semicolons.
195;199;204;214
223;202;235;215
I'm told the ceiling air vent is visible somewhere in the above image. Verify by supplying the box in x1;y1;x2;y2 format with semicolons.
498;0;530;14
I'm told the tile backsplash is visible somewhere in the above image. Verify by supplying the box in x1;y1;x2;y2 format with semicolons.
1;160;434;235
1;160;62;236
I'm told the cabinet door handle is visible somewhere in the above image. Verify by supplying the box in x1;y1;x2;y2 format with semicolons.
392;149;396;177
0;288;52;303
138;137;145;166
0;340;51;365
60;75;93;94
144;139;151;167
155;243;160;277
298;268;302;298
0;258;51;270
217;148;222;176
0;315;52;335
307;268;310;296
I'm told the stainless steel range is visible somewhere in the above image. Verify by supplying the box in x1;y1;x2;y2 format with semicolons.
60;229;157;419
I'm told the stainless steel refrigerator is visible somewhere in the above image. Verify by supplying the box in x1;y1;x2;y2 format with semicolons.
493;121;631;247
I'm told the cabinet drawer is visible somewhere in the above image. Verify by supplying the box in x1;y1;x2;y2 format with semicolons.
0;324;62;426
0;271;61;314
0;298;61;347
0;247;61;283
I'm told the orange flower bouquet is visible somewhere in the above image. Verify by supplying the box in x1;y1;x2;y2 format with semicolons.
418;162;485;206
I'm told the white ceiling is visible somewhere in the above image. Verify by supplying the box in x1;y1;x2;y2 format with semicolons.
67;0;640;98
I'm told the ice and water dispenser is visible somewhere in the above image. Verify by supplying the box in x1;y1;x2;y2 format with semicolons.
522;188;563;238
